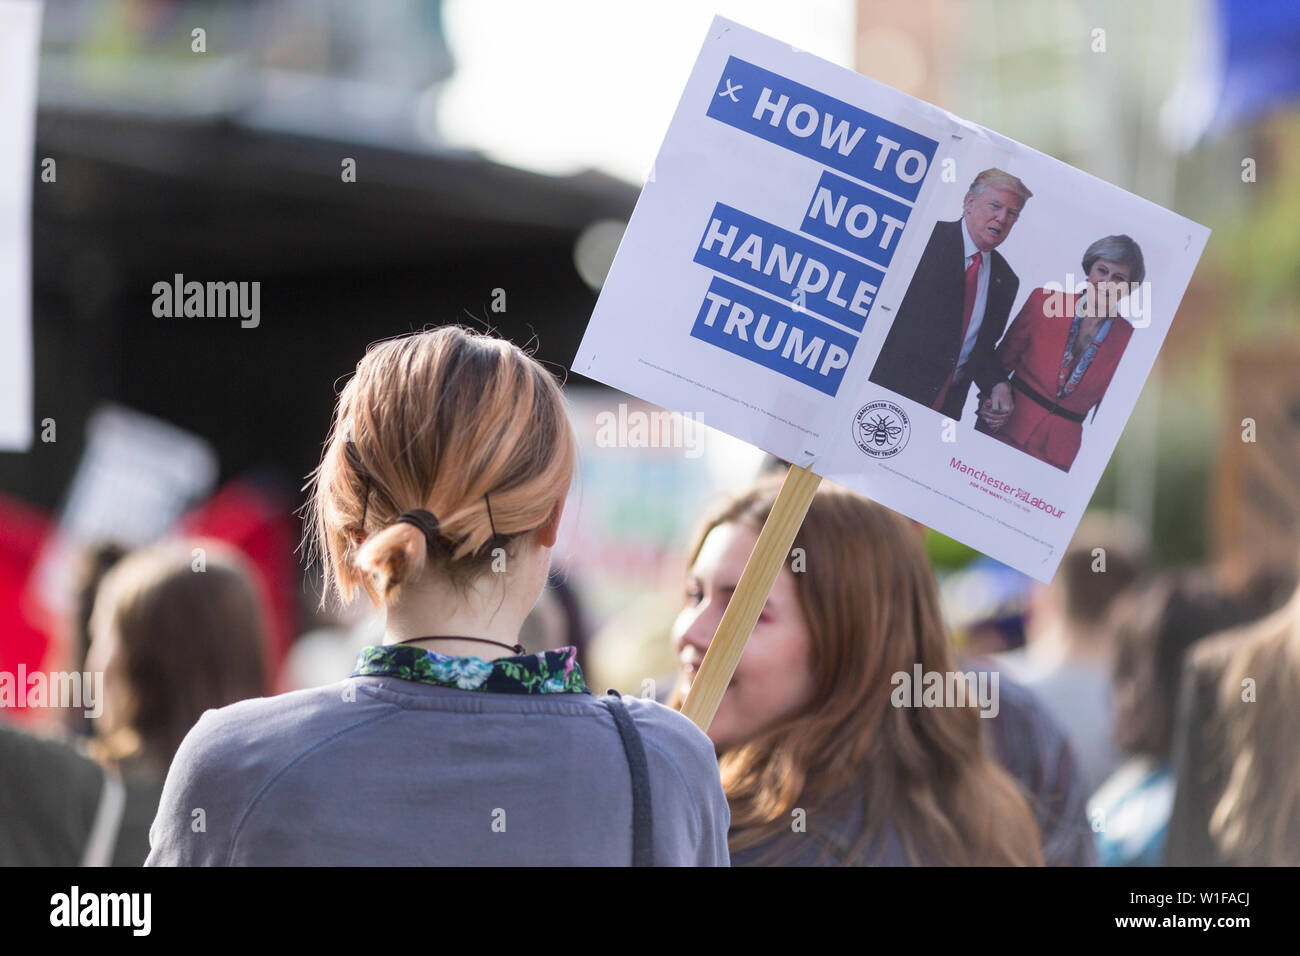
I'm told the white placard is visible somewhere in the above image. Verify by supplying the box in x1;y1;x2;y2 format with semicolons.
0;0;42;451
574;16;1210;583
29;405;218;615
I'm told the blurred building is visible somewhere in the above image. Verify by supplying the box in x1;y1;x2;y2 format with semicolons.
3;0;637;511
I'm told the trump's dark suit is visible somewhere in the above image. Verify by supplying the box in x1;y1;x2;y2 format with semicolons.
869;218;1019;421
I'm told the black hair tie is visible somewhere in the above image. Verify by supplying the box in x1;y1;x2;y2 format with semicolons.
396;509;442;553
396;499;508;556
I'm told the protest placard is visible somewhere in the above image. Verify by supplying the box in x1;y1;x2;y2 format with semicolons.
576;15;1208;577
0;0;42;451
573;17;1210;728
27;405;218;621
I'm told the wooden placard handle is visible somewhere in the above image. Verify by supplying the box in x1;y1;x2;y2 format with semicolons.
679;463;822;731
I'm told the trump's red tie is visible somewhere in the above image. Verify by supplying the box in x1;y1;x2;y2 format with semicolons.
932;250;983;412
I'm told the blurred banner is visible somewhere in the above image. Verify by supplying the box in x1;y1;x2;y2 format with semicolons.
0;492;50;722
1212;345;1300;582
557;385;762;692
1162;0;1300;149
557;387;720;626
1211;0;1300;130
0;0;42;451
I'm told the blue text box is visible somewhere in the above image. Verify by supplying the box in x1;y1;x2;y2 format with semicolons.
690;276;858;397
694;202;885;332
800;170;913;267
706;56;938;202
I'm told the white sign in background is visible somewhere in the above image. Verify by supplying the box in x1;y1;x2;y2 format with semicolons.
574;16;1210;583
0;0;42;451
29;405;218;618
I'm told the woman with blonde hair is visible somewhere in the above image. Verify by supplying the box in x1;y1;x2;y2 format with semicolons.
1167;577;1300;865
671;478;1042;865
148;326;729;866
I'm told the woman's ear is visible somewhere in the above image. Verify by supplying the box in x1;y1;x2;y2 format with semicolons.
537;500;565;548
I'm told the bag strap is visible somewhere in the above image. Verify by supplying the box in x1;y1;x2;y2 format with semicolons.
81;763;126;867
602;690;655;866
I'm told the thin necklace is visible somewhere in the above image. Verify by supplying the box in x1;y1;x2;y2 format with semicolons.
391;634;526;655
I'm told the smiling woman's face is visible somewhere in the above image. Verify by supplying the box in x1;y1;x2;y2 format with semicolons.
671;522;816;754
1084;257;1133;317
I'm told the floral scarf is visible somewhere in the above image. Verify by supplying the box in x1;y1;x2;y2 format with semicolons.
1056;304;1114;400
351;643;590;695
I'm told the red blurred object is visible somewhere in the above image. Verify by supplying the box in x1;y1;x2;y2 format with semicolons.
0;493;54;723
178;479;299;687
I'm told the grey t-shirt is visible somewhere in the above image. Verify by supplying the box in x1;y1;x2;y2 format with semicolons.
145;675;730;865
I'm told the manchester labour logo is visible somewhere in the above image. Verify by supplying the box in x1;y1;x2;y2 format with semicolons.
854;400;910;458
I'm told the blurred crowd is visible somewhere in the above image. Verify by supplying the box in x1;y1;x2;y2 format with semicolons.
2;336;1296;865
3;0;1298;869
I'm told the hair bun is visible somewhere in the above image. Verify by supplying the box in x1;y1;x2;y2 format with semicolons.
308;326;577;608
395;509;443;553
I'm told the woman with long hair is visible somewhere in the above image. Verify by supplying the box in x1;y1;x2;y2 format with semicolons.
1088;570;1255;866
147;326;728;865
79;539;269;864
88;540;269;776
670;478;1042;865
1167;579;1300;865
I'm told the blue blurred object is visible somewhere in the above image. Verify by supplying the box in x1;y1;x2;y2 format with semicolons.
939;556;1035;654
1213;0;1300;133
1163;0;1300;148
1088;758;1175;867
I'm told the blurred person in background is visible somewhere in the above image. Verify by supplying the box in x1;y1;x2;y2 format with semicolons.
83;539;269;864
1166;573;1300;865
64;542;127;739
670;478;1041;865
976;236;1146;473
971;666;1097;866
1088;570;1258;866
148;326;728;865
995;513;1146;793
0;722;163;866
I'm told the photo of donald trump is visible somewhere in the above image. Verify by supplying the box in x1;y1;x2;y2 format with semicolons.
869;168;1032;422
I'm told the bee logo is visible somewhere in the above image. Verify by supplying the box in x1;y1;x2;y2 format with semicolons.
864;414;902;447
853;401;910;458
